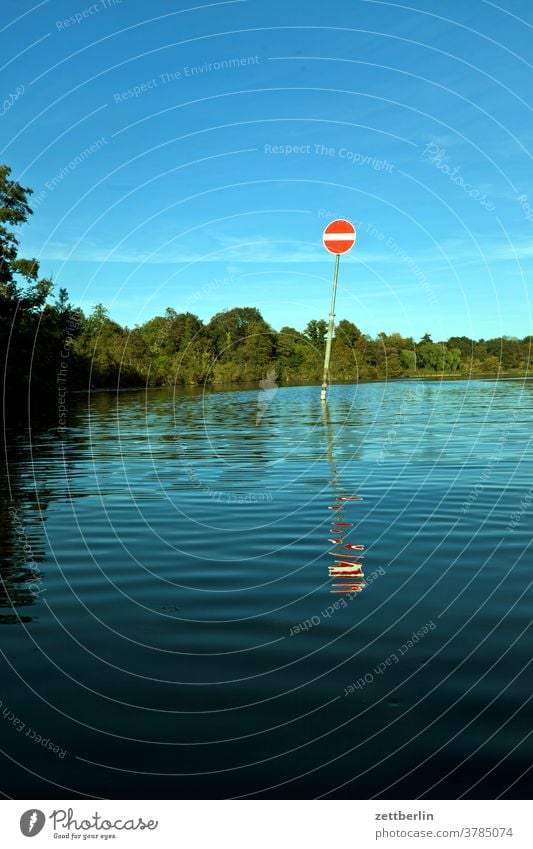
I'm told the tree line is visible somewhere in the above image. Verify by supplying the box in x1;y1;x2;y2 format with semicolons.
1;165;530;413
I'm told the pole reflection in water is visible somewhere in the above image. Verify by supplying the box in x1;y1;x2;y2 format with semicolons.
322;401;366;594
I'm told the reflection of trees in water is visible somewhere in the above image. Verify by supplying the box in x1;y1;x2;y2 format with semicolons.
0;434;50;624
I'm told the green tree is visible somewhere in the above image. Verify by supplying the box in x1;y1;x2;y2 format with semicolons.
275;327;308;381
304;319;328;354
207;306;267;357
0;165;58;408
0;165;53;310
239;320;276;379
335;319;362;348
400;348;417;373
73;304;127;386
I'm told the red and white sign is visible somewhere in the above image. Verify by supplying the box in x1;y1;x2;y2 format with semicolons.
322;219;356;254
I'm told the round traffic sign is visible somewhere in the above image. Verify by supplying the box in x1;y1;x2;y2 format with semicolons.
322;219;356;254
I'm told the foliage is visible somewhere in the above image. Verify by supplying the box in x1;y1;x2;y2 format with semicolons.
1;163;531;421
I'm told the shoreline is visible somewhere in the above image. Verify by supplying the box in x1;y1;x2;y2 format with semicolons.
71;371;531;394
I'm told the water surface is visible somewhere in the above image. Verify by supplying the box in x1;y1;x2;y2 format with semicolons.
1;379;532;798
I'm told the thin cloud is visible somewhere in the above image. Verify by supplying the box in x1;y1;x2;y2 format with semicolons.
29;233;533;268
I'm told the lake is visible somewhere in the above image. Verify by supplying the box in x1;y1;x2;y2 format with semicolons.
1;378;532;799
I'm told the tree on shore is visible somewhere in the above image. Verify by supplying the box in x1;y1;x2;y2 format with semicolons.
1;162;530;417
1;166;56;400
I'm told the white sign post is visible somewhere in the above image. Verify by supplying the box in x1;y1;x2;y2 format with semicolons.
320;219;357;402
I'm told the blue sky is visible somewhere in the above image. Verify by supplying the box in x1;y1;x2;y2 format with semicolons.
1;0;532;340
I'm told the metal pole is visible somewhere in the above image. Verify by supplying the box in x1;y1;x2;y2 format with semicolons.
320;253;340;402
321;399;338;486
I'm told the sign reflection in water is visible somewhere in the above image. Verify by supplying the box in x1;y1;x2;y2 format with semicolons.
322;402;366;594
